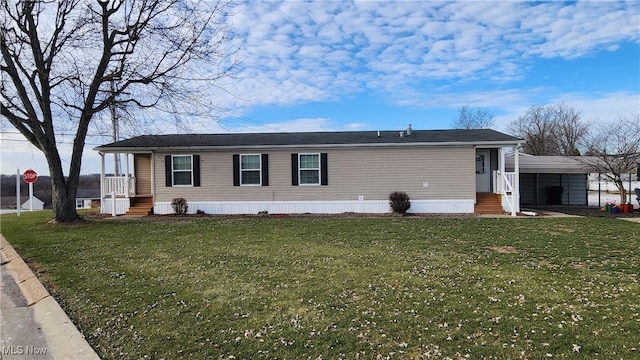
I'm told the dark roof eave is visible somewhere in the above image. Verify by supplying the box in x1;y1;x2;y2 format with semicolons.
95;140;522;153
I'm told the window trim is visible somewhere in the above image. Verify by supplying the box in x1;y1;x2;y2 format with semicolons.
172;154;194;187
240;153;262;186
298;153;321;186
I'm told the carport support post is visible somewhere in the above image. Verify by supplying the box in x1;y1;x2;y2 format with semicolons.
512;146;520;216
630;172;633;204
598;173;601;207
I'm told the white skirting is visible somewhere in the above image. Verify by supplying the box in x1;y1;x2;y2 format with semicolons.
101;198;130;215
153;199;475;215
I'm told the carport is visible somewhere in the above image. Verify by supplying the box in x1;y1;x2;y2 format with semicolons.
506;155;593;206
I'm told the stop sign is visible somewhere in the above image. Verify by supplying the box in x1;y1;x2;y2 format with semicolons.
23;169;38;183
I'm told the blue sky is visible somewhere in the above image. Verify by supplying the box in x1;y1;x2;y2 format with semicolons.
1;0;639;176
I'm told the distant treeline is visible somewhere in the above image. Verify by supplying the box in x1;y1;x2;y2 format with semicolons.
1;174;101;208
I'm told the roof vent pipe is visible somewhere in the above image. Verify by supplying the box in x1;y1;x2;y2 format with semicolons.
377;131;381;138
399;131;404;138
407;124;413;135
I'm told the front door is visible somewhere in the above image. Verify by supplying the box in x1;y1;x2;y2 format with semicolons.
475;150;490;192
134;154;152;195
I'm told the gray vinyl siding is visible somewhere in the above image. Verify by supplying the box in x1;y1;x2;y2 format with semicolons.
519;173;587;206
153;146;475;203
560;174;587;205
520;174;536;206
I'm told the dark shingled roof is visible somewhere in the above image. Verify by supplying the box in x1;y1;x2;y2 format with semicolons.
95;129;521;150
76;188;101;199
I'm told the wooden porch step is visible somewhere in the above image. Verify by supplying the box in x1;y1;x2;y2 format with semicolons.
126;196;153;216
126;207;153;216
475;193;505;215
130;196;153;206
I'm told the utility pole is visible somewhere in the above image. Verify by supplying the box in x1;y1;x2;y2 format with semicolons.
110;79;121;176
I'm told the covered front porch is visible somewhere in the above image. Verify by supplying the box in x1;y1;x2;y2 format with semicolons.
476;146;520;216
98;152;153;215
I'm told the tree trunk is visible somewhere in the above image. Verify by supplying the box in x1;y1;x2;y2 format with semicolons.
614;179;627;205
45;146;81;223
50;180;80;223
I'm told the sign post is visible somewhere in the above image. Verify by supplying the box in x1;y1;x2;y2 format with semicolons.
16;168;20;217
23;169;38;212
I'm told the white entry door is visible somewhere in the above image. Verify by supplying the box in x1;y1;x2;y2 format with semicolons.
475;150;491;192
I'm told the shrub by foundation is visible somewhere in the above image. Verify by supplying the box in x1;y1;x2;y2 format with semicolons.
389;191;411;215
171;198;188;215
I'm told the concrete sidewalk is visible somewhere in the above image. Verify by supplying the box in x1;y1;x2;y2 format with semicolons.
0;235;100;360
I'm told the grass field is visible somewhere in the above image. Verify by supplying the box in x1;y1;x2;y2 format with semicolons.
1;211;639;359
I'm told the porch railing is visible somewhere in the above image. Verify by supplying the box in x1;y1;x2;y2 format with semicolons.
103;176;135;197
495;170;517;215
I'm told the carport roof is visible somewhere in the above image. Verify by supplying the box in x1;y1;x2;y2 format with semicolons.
506;155;596;174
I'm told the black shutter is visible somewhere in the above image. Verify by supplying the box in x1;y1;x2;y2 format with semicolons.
320;153;328;186
261;154;269;186
291;153;299;186
165;155;172;187
233;154;240;186
193;155;200;187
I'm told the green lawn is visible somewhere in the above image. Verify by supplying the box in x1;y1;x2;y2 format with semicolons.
1;212;639;359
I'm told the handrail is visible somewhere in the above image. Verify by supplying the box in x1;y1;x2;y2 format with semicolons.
103;176;135;197
497;171;516;215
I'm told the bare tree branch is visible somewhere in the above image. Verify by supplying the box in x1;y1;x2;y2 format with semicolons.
451;105;495;130
507;103;590;156
579;114;640;203
1;0;239;222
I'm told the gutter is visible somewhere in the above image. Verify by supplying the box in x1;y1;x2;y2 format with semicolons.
94;140;523;153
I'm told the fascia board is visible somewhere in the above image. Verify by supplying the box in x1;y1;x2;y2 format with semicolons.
95;140;522;153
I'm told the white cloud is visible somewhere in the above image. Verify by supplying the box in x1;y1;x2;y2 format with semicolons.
218;117;367;134
3;1;638;175
225;1;639;109
491;91;640;132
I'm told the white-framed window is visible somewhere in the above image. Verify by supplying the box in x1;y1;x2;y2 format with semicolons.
172;155;193;186
299;153;320;185
475;154;486;174
75;199;84;209
240;154;261;186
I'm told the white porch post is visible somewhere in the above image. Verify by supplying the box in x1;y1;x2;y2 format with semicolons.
512;146;520;216
125;153;130;197
100;152;105;213
499;147;505;194
150;151;155;197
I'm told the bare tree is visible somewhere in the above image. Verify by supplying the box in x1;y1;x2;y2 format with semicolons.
508;104;559;155
1;0;238;222
552;103;589;156
508;103;589;156
451;105;495;129
580;115;640;204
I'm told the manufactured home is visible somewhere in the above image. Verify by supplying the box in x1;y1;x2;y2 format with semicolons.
94;128;523;216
